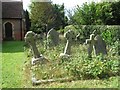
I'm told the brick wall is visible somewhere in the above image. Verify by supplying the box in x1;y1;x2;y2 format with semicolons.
2;19;25;40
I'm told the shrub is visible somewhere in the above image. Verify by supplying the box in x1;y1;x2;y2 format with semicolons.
65;55;119;79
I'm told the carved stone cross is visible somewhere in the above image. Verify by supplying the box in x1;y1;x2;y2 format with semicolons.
60;30;75;58
86;33;107;58
86;34;96;58
24;31;40;58
25;31;48;65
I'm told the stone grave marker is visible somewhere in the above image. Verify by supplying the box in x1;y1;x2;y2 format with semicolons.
94;35;107;56
86;33;107;57
36;32;44;46
47;28;59;47
24;31;47;65
60;30;75;58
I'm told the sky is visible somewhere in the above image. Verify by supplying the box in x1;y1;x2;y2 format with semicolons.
22;0;101;11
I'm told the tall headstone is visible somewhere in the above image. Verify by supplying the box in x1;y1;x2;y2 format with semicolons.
94;35;107;56
25;31;47;65
47;28;59;47
60;30;75;58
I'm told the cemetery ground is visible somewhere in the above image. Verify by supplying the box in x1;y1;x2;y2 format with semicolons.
2;40;119;88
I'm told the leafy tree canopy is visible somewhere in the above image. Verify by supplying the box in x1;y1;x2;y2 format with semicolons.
29;1;68;33
70;1;120;25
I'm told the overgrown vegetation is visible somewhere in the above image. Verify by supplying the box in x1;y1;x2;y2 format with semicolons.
28;44;119;80
25;26;119;82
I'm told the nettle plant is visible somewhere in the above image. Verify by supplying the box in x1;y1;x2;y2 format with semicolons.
65;55;119;80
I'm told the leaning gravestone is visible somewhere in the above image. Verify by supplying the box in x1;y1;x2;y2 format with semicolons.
24;31;47;65
86;34;96;58
94;35;107;56
47;28;59;47
60;30;75;58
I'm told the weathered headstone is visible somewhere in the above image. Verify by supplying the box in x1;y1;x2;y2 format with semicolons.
94;35;107;56
86;34;96;58
36;32;44;46
86;33;107;57
60;30;75;58
24;31;47;65
47;28;59;47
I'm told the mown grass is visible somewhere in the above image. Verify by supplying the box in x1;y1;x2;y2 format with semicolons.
2;41;25;88
0;43;2;89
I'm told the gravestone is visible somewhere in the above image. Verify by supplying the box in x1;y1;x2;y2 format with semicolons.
60;30;75;58
94;35;107;56
86;33;107;57
85;34;96;58
47;28;59;47
24;31;47;65
37;32;44;45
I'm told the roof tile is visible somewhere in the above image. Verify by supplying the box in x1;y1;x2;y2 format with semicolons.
2;1;23;19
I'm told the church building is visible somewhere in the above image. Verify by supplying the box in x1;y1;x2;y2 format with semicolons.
2;0;25;40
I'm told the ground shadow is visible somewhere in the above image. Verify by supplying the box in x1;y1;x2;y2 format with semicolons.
2;41;25;53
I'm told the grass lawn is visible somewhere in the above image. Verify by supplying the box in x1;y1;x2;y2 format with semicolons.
0;43;2;88
2;41;25;88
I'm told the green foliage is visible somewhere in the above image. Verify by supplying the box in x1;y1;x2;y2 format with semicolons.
71;1;120;25
53;4;68;29
29;2;68;33
60;25;119;45
24;10;31;31
101;26;119;45
109;40;120;56
111;1;120;24
66;56;119;79
30;2;54;33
